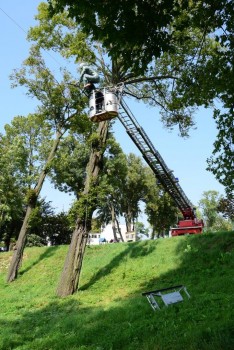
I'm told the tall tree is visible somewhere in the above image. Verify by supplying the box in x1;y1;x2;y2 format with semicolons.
39;3;193;295
96;152;149;234
40;2;233;295
0;133;24;240
29;4;159;295
199;191;221;230
7;47;86;282
22;3;112;296
56;120;109;296
0;114;51;249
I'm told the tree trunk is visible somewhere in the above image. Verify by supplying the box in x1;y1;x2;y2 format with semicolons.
56;216;91;296
125;206;132;233
115;217;124;242
110;203;118;241
150;226;157;240
57;121;108;297
7;129;63;282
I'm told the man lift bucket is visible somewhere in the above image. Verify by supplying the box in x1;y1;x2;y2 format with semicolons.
79;63;121;122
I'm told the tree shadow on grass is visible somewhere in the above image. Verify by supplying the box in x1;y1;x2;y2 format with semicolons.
0;298;157;350
137;232;234;349
80;240;157;291
1;233;233;350
139;232;234;294
1;273;233;350
19;246;61;276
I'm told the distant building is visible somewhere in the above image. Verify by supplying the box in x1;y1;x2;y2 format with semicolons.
87;232;102;245
87;224;136;245
125;231;136;242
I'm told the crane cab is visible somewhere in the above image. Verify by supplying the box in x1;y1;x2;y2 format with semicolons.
88;87;119;122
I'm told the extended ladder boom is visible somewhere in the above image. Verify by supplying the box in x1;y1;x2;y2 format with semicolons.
118;99;195;220
86;84;203;235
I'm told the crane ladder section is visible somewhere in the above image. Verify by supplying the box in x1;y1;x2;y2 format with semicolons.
118;99;194;216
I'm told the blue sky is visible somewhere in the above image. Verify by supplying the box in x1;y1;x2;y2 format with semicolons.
0;1;225;216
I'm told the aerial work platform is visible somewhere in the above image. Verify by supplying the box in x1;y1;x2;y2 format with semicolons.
88;86;122;122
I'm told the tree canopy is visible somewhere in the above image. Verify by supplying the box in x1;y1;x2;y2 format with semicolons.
47;1;232;73
48;0;187;74
47;0;234;196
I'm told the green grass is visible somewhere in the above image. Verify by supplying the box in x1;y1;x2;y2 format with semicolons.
0;231;234;350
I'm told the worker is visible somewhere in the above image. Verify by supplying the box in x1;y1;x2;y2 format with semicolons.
95;89;104;113
79;62;105;115
79;63;100;93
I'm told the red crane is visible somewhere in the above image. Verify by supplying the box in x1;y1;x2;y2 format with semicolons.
87;85;204;236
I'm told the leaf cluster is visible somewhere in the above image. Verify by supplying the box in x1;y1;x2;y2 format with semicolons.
48;0;189;75
26;189;38;206
217;195;234;221
50;132;90;194
198;190;233;231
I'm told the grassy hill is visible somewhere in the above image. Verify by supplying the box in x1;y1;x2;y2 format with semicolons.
0;231;234;350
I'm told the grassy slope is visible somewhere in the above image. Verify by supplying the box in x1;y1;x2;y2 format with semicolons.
0;231;233;350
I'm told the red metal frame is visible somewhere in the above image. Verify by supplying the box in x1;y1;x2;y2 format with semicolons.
171;218;204;236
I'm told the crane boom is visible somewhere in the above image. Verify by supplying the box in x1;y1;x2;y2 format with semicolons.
86;85;204;236
118;99;194;219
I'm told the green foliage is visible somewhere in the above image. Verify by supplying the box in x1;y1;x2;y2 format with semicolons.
0;114;52;237
88;131;102;149
217;195;234;221
26;234;44;247
207;109;234;195
50;133;91;195
0;232;234;349
96;151;148;232
68;182;100;228
48;0;193;75
121;153;149;228
26;189;38;206
72;193;95;220
199;190;220;228
94;137;128;225
29;2;95;63
27;200;72;246
134;221;149;241
42;212;73;245
144;168;178;237
199;191;233;232
10;47;87;130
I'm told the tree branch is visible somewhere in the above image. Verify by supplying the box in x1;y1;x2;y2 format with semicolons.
124;75;178;85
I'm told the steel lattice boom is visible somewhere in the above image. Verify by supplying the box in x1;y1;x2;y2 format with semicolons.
118;99;195;219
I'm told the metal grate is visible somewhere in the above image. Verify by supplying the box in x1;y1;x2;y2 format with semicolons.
142;285;190;311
